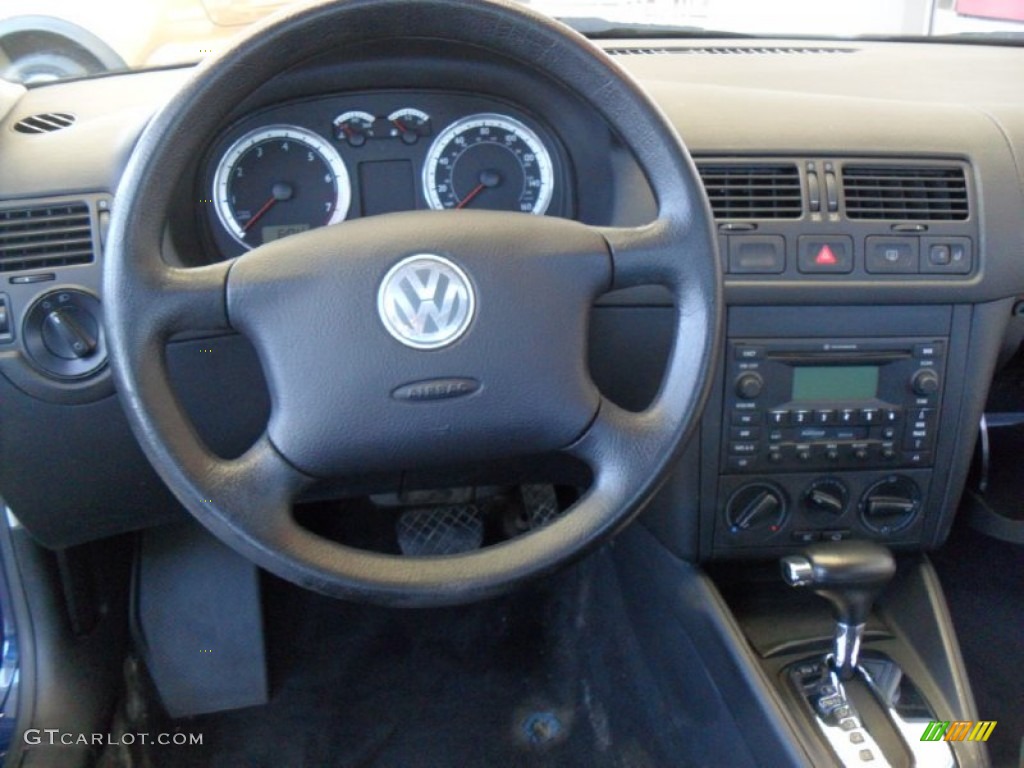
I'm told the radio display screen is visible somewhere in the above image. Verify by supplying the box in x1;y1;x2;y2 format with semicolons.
792;366;879;402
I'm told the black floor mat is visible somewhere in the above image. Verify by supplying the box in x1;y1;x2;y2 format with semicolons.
136;551;711;768
932;522;1024;768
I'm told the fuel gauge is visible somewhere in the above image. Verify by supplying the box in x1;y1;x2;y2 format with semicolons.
387;108;431;144
333;111;376;147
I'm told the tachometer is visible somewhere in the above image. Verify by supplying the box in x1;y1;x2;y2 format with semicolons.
422;113;553;214
212;125;350;249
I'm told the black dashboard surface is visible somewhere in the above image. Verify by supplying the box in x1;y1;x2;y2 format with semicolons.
0;36;1022;550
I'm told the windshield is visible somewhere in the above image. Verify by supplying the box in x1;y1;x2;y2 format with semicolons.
2;0;1023;85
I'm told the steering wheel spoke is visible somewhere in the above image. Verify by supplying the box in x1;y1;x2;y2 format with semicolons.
596;217;714;290
147;261;233;336
205;433;313;535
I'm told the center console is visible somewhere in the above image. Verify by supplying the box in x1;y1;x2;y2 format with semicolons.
699;304;972;560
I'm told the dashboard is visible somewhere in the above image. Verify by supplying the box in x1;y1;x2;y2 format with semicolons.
0;33;1022;563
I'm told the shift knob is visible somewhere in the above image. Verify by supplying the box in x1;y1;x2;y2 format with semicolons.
781;540;895;679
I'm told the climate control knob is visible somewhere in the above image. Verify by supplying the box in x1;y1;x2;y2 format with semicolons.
735;372;764;400
911;368;940;397
859;475;921;535
726;483;786;534
802;478;849;517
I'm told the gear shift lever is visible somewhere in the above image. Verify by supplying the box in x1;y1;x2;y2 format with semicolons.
780;541;895;679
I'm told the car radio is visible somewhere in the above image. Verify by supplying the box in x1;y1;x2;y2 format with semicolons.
722;337;946;473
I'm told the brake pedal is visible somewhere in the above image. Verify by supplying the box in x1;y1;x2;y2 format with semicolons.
397;504;484;556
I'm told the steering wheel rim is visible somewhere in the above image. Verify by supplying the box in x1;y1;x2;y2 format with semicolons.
104;0;721;606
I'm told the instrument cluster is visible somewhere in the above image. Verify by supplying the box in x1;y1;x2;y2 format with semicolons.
202;92;570;258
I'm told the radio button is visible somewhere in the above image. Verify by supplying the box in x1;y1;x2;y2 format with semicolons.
815;409;835;425
881;426;897;440
883;409;901;424
767;410;789;426
860;408;880;425
767;447;785;463
824;444;841;461
850;442;870;461
795;443;813;462
881;442;896;460
730;442;759;455
913;342;943;360
910;407;935;424
792;410;813;425
838;409;857;426
731;427;761;441
904;431;936;452
734;345;764;361
732;409;761;426
727;456;755;472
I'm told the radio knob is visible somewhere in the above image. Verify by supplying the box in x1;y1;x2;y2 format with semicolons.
735;372;764;400
911;368;940;396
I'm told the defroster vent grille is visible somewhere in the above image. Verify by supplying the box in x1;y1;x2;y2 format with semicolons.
842;165;968;221
0;202;95;272
697;163;803;219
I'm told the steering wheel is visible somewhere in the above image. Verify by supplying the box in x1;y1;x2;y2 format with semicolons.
104;0;720;606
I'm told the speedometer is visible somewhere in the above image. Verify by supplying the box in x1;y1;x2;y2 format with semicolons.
422;113;554;214
212;125;350;249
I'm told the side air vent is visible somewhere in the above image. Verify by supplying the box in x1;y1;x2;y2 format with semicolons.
0;202;94;272
697;163;803;219
842;165;968;221
607;46;855;56
13;112;76;134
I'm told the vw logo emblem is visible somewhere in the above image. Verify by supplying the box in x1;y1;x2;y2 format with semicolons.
377;255;475;349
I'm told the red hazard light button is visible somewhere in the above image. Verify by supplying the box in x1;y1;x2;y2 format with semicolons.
815;245;838;265
798;236;854;273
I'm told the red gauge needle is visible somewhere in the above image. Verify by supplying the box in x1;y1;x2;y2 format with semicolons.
241;183;294;236
242;195;277;233
456;183;486;210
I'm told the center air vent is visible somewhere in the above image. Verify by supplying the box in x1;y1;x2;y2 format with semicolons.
0;202;95;272
842;165;968;221
13;112;76;134
697;163;803;219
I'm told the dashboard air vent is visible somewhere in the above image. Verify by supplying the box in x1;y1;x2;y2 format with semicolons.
697;163;803;219
842;165;968;221
607;46;856;56
13;112;76;134
0;202;94;272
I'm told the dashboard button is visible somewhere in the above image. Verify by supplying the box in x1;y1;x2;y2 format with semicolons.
865;237;918;273
798;236;854;274
728;236;785;274
731;427;761;441
768;410;789;425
